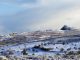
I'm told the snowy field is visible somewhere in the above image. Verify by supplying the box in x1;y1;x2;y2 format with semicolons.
0;41;80;56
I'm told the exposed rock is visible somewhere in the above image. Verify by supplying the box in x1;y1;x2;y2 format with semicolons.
61;25;72;30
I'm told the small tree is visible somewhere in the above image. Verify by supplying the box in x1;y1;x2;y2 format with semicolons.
60;48;64;52
22;49;28;55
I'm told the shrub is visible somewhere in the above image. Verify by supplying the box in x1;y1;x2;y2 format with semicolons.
66;51;75;55
22;49;28;55
60;48;64;52
33;45;52;51
76;50;80;54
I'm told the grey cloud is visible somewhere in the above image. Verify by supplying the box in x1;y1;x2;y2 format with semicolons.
0;0;80;34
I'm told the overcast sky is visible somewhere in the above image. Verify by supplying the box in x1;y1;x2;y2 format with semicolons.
0;0;80;34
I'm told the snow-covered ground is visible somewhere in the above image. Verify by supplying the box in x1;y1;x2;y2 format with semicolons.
0;41;80;56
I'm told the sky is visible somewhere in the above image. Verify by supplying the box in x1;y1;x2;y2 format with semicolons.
0;0;80;34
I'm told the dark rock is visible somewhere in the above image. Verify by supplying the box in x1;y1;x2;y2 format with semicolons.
61;25;72;30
